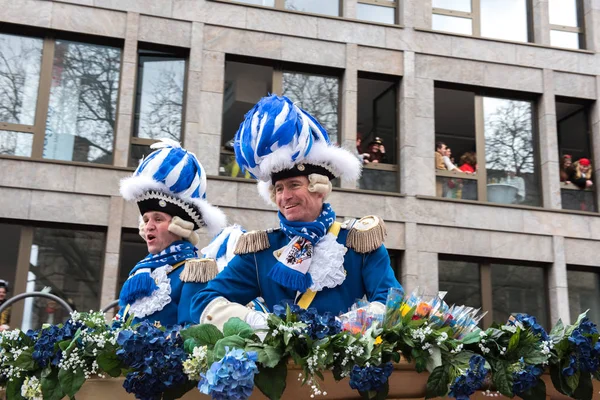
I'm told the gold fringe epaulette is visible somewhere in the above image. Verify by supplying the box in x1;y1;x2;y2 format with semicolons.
179;258;219;283
345;215;387;253
234;230;270;254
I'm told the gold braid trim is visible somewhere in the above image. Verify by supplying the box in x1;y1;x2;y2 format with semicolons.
234;230;270;254
179;258;219;283
346;215;387;253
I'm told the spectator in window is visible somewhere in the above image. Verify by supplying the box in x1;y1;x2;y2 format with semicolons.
0;280;10;331
366;137;387;163
354;132;371;164
443;146;459;171
569;158;593;189
559;154;573;182
435;142;448;170
458;152;477;174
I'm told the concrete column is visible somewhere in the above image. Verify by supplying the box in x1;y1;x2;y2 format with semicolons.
343;0;357;19
401;222;438;297
99;196;125;317
184;22;225;177
548;236;570;324
113;12;139;167
532;0;551;46
341;43;358;189
590;76;600;211
583;0;600;51
399;52;435;196
538;69;562;209
402;0;432;29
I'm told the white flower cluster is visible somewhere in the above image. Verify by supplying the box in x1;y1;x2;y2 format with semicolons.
306;345;328;375
271;322;305;337
58;348;101;380
436;332;448;347
411;324;433;343
501;325;517;333
478;342;491;354
182;345;208;380
421;343;434;355
20;375;42;400
450;343;464;354
0;343;28;382
338;343;366;376
298;374;327;398
499;346;507;356
541;340;553;355
483;389;502;397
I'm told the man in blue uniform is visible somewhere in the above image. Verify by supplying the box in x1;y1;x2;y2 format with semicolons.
118;139;226;326
190;95;402;328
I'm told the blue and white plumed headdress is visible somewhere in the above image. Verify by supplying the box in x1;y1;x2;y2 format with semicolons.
234;95;361;201
120;139;226;236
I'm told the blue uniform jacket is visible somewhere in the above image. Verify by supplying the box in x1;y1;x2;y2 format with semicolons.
190;228;402;322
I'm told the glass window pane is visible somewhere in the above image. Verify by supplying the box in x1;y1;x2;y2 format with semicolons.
432;0;471;12
481;0;529;42
491;264;548;328
436;176;478;200
134;53;185;141
549;0;579;27
283;72;339;143
118;231;149;292
44;40;121;165
550;30;581;49
359;168;398;192
0;33;43;125
438;260;482;309
561;189;596;212
568;270;600;324
432;14;473;35
234;0;275;5
483;97;541;206
0;130;33;157
285;0;339;16
0;223;22;329
356;3;396;24
128;143;154;168
22;228;105;331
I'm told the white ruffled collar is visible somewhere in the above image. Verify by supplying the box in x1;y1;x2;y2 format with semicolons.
308;233;347;291
128;265;172;318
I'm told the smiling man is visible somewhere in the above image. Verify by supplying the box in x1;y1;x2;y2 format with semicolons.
190;95;403;328
118;139;226;326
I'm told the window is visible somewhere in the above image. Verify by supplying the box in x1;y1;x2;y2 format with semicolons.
549;0;584;49
435;85;541;207
357;74;398;192
567;268;600;324
556;99;595;212
432;0;531;43
219;57;341;179
129;48;187;167
230;0;340;17
0;223;22;300
356;1;397;24
118;231;148;293
0;32;122;164
439;257;549;328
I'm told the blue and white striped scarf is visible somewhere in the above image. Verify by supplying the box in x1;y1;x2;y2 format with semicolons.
278;203;336;245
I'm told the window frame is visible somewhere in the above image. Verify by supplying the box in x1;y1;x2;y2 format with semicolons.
0;27;123;164
439;255;550;328
435;83;542;205
356;0;398;25
432;0;534;43
549;0;585;49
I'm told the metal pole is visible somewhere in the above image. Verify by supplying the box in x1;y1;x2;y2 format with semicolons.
0;292;74;315
101;299;119;313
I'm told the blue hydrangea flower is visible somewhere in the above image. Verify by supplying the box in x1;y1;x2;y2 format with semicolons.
349;362;393;392
117;321;188;400
198;347;259;400
513;365;543;395
513;314;549;341
28;320;82;368
449;355;488;400
578;317;598;335
273;301;341;340
562;355;577;377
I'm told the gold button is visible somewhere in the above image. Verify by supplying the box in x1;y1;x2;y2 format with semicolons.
207;315;213;321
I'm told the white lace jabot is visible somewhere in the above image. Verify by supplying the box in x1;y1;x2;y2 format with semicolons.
128;265;173;318
308;233;347;292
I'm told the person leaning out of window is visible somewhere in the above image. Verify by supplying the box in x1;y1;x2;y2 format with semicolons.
559;154;573;182
0;280;10;331
569;158;593;189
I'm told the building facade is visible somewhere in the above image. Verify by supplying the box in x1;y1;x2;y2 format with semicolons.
0;0;599;330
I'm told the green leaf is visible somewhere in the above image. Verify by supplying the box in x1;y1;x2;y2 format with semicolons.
550;319;565;338
255;359;287;400
162;379;198;400
223;317;253;337
566;370;580;393
573;372;593;400
58;340;71;351
425;365;450;399
492;361;514;398
97;351;122;378
14;348;36;371
460;331;482;344
180;324;224;347
246;343;283;369
507;329;520;353
213;335;247;359
183;338;199;354
523;353;548;365
550;364;570;396
41;369;66;400
519;377;546;400
7;377;26;400
58;368;86;398
372;381;389;400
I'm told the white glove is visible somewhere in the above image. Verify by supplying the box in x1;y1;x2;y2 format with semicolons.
245;311;268;341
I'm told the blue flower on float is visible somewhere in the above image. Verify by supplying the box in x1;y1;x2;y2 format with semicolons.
349;362;393;392
513;365;543;395
273;301;341;340
29;319;82;368
578;317;598;335
562;355;577;377
198;347;259;400
512;314;549;341
448;355;488;400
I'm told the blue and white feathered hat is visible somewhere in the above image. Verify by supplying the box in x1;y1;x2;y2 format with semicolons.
234;95;362;203
120;139;226;236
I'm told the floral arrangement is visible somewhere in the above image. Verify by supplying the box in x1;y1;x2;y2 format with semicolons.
1;289;599;400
